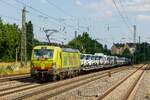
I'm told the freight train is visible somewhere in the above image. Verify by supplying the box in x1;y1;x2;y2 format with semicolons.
31;45;131;81
80;53;131;71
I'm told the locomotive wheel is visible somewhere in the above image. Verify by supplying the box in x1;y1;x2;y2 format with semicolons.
57;74;62;80
53;74;62;81
72;72;76;77
47;75;53;81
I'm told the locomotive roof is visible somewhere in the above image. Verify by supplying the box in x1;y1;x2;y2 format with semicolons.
33;45;79;53
33;45;55;49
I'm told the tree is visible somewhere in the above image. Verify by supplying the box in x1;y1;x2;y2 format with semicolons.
122;48;131;58
134;42;150;63
26;21;33;60
0;19;41;62
103;44;111;55
68;32;103;54
0;21;21;61
0;17;2;24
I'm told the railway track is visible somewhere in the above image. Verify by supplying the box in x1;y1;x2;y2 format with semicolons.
0;73;28;78
0;67;131;100
0;73;30;82
125;65;148;100
1;66;131;100
97;64;147;100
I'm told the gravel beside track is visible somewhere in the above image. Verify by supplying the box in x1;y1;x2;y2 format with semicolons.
0;66;129;100
0;82;32;91
49;66;137;100
97;64;147;100
0;73;29;78
133;65;150;100
0;74;30;82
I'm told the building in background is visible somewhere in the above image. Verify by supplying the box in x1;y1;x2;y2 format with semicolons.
111;43;136;55
111;43;124;55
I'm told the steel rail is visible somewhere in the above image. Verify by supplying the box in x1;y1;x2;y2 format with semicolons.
97;64;147;100
14;67;129;100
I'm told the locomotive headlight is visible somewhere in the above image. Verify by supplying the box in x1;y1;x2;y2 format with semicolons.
41;63;45;69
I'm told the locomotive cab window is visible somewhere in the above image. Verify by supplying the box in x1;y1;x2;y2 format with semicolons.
33;49;53;59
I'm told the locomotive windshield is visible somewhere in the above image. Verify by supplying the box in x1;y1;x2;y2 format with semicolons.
33;49;53;59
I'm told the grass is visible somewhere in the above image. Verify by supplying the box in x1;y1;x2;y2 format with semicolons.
0;62;30;75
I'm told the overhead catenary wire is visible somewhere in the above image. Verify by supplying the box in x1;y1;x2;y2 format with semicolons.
0;0;21;11
0;0;87;45
117;0;132;26
14;0;59;21
0;0;45;20
1;0;89;41
15;0;63;28
0;0;58;31
46;0;89;30
0;1;54;39
0;0;21;21
1;0;67;33
14;0;84;30
117;0;140;37
0;14;21;21
46;0;73;17
1;0;88;34
112;0;131;29
0;0;50;23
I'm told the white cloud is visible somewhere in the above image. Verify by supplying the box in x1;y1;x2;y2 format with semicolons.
74;0;150;22
75;0;150;13
83;0;114;13
40;0;47;4
84;2;102;12
125;0;150;12
105;11;112;17
104;0;113;6
127;4;150;12
137;15;150;21
75;0;82;6
74;0;114;19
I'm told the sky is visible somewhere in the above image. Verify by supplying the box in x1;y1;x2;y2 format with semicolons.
0;0;150;48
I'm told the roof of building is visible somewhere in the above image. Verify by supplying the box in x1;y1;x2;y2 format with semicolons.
113;43;124;48
126;43;136;47
113;43;136;48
